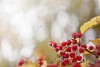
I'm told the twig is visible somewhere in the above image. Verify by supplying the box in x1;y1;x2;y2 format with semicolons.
85;49;98;58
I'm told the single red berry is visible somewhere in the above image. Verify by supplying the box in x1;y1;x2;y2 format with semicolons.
72;57;77;63
72;33;77;39
62;59;69;65
72;39;77;44
77;32;82;38
72;45;77;51
97;51;100;56
52;43;57;48
59;51;65;56
58;46;62;50
54;47;59;52
66;40;71;45
89;46;94;50
96;45;100;50
49;41;54;46
62;42;67;46
18;59;25;66
66;47;71;52
79;47;84;53
38;57;43;61
64;53;69;58
72;62;81;67
80;44;87;49
70;52;75;58
61;61;66;66
38;61;43;65
76;56;82;61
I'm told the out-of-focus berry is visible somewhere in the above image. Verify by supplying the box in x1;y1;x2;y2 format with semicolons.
66;40;71;45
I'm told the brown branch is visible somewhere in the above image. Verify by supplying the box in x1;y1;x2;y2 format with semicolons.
85;49;98;58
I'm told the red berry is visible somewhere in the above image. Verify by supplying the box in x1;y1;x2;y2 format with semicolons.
38;57;43;61
72;45;77;51
61;61;66;66
54;47;59;52
66;47;71;52
18;59;25;66
52;43;57;48
58;46;62;50
97;51;100;56
80;44;87;49
79;47;84;53
76;56;82;61
66;40;71;45
96;45;100;50
72;39;77;44
70;52;75;58
72;33;77;39
62;59;69;65
89;46;94;50
60;59;69;66
77;32;82;38
62;42;67;46
49;41;54;46
72;62;81;67
64;53;69;58
72;57;77;62
38;61;43;65
59;51;65;56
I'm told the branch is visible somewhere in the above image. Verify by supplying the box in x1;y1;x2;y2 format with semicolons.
85;49;98;58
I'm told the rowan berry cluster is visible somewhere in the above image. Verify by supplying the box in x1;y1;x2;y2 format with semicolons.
49;32;95;66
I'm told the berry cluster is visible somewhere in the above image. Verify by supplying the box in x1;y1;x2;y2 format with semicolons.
49;32;95;66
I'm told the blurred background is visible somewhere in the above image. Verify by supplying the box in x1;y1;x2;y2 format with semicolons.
0;0;99;67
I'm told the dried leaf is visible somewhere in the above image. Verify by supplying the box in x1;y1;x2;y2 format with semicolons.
80;16;100;34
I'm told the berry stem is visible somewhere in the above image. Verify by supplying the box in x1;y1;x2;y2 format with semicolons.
78;38;81;46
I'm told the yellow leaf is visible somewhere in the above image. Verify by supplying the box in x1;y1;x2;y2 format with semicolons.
81;60;89;67
91;38;100;45
83;50;89;55
80;16;100;34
